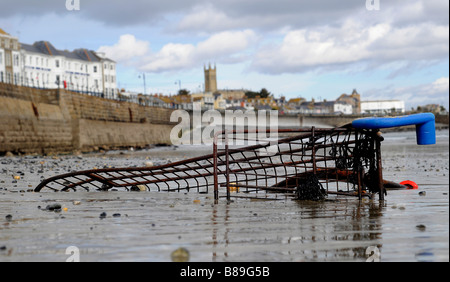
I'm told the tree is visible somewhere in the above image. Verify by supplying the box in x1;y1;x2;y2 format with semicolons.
178;89;190;96
245;88;272;99
259;88;271;98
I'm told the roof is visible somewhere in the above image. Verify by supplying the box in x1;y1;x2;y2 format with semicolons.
0;28;10;36
20;40;112;63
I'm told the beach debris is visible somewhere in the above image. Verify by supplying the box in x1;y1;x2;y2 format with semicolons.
416;224;426;231
33;113;437;204
171;247;190;262
45;203;62;212
130;185;140;191
400;180;419;190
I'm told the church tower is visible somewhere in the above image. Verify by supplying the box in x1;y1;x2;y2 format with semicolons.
204;63;217;93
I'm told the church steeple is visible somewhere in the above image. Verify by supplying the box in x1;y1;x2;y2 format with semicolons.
204;63;217;93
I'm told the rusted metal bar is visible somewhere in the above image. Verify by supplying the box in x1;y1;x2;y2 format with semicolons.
225;130;230;201
375;130;385;201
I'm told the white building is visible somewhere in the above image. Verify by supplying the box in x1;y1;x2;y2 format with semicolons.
1;28;117;99
0;28;21;84
361;100;405;115
20;41;116;98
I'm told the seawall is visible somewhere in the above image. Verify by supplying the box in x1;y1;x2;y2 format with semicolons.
0;83;175;155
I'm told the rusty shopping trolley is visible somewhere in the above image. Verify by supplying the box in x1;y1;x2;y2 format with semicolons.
34;113;436;202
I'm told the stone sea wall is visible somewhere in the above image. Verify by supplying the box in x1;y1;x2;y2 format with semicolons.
0;83;175;155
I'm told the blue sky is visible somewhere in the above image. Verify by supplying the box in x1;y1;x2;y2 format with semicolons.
1;0;448;110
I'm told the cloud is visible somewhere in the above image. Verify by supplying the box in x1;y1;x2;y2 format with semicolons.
364;77;449;109
97;34;149;63
98;30;257;73
251;20;449;75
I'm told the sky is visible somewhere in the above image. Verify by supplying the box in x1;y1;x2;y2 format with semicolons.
0;0;448;110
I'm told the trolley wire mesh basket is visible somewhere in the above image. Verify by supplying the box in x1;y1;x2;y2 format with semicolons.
34;126;386;201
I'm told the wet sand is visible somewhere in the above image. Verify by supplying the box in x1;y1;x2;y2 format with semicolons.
0;130;448;262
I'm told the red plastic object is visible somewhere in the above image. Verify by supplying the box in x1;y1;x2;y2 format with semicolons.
400;180;419;190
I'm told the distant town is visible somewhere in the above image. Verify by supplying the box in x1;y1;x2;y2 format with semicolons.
1;28;446;116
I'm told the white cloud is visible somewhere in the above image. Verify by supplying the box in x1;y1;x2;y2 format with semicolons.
122;30;258;73
428;77;449;94
175;4;238;33
141;43;197;72
251;20;449;74
364;77;449;109
97;34;150;63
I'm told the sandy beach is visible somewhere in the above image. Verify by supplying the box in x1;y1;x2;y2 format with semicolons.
0;129;448;262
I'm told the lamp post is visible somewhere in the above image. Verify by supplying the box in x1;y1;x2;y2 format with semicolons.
175;80;181;93
139;73;147;95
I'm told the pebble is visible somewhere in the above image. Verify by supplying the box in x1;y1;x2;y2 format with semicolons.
416;224;426;231
5;214;12;222
73;201;81;205
130;185;140;192
99;212;107;219
137;185;147;191
419;191;426;196
45;203;62;212
171;247;190;262
113;213;121;217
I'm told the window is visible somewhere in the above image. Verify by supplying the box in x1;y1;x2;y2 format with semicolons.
55;60;60;68
14;55;19;67
0;52;3;64
5;53;11;66
94;66;97;73
0;71;3;82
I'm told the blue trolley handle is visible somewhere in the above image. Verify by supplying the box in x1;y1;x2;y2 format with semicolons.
352;113;436;145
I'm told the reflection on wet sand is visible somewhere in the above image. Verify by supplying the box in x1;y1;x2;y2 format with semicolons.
207;196;385;262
